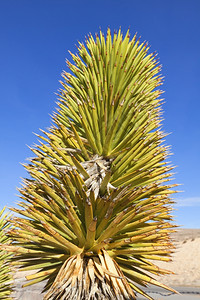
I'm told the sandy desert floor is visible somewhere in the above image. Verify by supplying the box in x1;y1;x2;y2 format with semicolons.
155;229;200;287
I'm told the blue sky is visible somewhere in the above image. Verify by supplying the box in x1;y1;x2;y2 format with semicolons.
0;0;200;228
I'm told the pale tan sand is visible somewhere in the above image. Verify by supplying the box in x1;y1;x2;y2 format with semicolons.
154;229;200;287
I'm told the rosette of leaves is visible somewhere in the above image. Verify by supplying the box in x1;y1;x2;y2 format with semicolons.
0;207;13;300
3;29;178;300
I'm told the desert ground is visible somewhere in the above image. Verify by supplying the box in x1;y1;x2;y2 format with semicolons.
155;228;200;287
12;229;200;299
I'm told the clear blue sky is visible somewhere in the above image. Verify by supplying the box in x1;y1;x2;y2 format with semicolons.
0;0;200;228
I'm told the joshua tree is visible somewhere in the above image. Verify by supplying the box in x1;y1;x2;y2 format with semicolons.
0;207;13;300
2;29;177;299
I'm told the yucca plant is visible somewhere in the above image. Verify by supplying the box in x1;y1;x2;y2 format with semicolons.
2;29;178;299
0;207;13;300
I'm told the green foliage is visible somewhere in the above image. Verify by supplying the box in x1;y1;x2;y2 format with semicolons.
0;207;13;300
2;29;178;299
